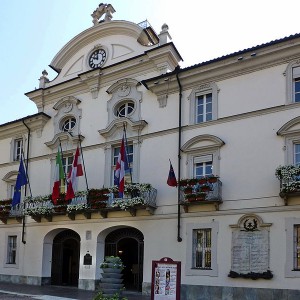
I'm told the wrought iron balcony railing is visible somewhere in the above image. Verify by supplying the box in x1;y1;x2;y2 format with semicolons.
179;178;222;212
1;186;157;223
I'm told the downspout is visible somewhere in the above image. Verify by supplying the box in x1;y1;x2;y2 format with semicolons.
176;68;182;242
21;120;31;244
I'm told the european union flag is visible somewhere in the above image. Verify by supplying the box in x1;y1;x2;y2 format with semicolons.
12;157;28;206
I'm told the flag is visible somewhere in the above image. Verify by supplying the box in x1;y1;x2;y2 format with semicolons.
114;132;129;198
66;146;83;200
12;157;28;206
167;161;177;187
52;147;65;204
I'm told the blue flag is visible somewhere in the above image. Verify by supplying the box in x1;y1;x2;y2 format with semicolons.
12;158;28;206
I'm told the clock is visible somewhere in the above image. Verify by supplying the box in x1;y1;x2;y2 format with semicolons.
89;49;107;68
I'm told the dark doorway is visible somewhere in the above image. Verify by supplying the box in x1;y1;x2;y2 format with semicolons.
105;228;144;291
51;230;80;286
117;238;138;290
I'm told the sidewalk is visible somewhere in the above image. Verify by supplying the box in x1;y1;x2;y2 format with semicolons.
0;282;151;300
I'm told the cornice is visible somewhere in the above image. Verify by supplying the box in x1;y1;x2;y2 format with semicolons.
0;113;50;140
144;43;300;96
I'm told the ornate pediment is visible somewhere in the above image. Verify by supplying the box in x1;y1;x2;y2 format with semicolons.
45;132;84;150
99;118;147;140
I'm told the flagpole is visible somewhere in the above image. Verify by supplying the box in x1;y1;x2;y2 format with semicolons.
79;139;89;191
58;139;67;189
123;123;133;183
21;150;32;198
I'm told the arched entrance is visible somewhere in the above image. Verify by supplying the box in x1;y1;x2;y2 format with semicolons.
105;228;144;291
51;229;80;286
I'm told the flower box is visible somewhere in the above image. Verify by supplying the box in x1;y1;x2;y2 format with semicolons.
90;201;107;209
183;186;193;194
53;205;67;213
179;179;189;187
188;178;198;185
198;177;207;184
207;175;218;183
195;192;206;201
200;185;211;192
185;193;197;202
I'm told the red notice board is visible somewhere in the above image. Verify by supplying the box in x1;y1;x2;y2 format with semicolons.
151;257;181;300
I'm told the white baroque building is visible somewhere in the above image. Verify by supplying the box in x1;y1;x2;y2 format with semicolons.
1;4;300;299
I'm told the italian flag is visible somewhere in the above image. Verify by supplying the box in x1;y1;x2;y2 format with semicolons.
66;146;83;200
52;148;65;204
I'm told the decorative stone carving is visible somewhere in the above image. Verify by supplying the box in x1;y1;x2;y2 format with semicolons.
91;3;115;25
106;78;142;125
39;70;49;88
157;94;168;108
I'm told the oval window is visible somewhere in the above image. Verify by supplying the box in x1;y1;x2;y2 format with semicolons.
61;117;76;132
115;101;135;117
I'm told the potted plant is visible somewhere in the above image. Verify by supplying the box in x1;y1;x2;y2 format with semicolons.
183;186;193;194
111;197;145;210
99;256;124;297
207;175;219;183
185;193;196;202
200;184;211;192
24;206;53;216
179;179;189;187
109;186;120;198
195;192;206;201
67;203;88;214
188;178;198;186
198;177;207;184
275;165;300;181
0;199;12;213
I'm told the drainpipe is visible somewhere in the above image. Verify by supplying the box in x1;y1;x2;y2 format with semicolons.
176;68;182;242
21;120;31;244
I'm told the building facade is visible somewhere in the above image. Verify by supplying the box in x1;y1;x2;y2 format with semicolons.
1;4;300;299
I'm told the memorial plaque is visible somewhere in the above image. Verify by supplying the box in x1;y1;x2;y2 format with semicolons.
230;214;272;276
231;230;269;273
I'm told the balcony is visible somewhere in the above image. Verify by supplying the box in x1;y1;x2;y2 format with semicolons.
179;176;222;212
276;165;300;205
1;184;157;223
0;199;24;224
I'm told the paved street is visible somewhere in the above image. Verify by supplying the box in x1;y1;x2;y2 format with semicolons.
0;283;151;300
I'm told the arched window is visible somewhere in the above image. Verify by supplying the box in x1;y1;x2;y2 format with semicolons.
61;117;76;132
115;101;135;118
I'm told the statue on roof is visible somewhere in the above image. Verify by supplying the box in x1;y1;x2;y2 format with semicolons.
91;3;116;25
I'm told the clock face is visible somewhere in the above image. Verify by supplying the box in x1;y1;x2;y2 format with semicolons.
89;49;107;68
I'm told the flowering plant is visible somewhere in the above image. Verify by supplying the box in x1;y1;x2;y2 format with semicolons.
75;190;88;197
124;183;152;193
0;199;12;211
24;206;52;216
275;165;300;180
24;194;51;203
108;185;119;193
100;256;124;269
67;203;88;213
111;197;145;210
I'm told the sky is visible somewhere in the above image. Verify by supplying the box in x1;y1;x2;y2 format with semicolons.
1;0;300;124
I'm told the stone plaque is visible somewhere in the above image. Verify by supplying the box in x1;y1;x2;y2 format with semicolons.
231;230;269;273
230;214;272;275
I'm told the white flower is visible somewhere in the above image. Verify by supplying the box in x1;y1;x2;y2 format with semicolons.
111;197;145;210
67;203;88;213
24;206;52;216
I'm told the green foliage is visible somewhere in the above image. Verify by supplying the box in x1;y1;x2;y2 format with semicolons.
93;291;127;300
